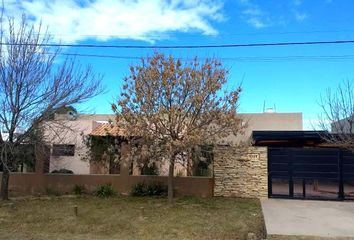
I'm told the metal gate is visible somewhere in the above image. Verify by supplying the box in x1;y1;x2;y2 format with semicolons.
268;147;354;200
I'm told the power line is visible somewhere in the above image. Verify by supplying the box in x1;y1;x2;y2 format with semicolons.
2;39;354;49
58;53;140;60
53;52;354;62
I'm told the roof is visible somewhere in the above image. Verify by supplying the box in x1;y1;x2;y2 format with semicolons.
90;123;125;137
252;130;330;147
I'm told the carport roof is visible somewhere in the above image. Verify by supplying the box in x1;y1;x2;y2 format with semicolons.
252;130;330;147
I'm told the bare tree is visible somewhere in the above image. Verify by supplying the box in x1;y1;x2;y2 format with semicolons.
319;79;354;150
113;52;243;203
0;15;103;200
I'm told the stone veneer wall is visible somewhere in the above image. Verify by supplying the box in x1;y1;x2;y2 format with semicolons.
214;146;268;198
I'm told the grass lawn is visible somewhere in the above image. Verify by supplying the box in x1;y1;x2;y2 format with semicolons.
0;196;265;240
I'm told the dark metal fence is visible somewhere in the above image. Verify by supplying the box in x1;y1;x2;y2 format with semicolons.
268;147;354;200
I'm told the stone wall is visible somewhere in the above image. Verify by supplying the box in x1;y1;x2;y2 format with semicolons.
214;146;268;198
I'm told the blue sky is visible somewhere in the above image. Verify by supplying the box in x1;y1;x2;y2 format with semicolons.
5;0;354;129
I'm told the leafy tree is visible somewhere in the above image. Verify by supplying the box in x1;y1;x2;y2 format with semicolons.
113;52;243;203
0;15;102;200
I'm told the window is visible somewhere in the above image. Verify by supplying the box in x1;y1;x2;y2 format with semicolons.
52;144;75;156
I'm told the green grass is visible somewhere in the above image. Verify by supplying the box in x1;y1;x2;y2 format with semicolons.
0;196;265;240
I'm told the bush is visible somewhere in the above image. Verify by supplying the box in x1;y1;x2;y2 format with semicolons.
146;182;167;196
131;182;167;197
73;184;86;195
131;182;146;196
140;162;159;175
94;183;116;198
51;168;74;174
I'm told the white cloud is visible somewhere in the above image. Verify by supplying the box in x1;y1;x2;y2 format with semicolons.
238;0;311;28
238;1;269;28
3;0;224;43
291;0;308;23
246;17;266;28
294;11;308;21
242;7;263;16
238;0;251;5
293;0;302;6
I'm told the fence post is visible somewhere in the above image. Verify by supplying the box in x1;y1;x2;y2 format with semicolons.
35;145;50;175
289;148;294;197
120;142;131;178
338;149;344;200
267;147;272;197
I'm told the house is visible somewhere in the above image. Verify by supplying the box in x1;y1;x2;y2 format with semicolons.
43;110;303;175
229;111;302;144
43;113;113;174
331;117;354;134
10;109;353;201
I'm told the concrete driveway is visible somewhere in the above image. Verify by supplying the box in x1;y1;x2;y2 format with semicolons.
261;199;354;239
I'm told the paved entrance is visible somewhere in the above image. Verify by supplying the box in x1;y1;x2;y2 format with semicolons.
261;199;354;239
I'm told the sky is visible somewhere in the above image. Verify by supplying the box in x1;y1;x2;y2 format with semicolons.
4;0;354;129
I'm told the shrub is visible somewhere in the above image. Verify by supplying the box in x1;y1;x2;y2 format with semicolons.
131;182;167;197
131;182;147;196
51;168;74;174
146;182;167;196
94;183;116;198
73;184;86;195
140;162;159;175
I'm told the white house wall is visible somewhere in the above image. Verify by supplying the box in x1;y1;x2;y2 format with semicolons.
44;119;95;174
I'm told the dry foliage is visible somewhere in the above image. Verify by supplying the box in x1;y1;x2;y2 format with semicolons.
113;52;243;202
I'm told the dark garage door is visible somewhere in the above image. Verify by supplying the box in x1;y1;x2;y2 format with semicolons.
268;147;354;200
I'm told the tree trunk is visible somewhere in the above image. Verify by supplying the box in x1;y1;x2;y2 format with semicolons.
1;168;10;201
168;158;175;204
